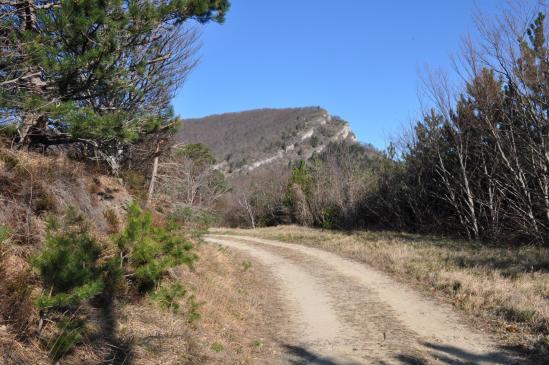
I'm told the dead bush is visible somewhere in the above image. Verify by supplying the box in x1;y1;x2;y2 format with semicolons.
103;208;120;233
0;243;38;340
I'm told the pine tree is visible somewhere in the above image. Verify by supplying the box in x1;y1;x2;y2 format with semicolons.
116;202;196;291
0;0;229;172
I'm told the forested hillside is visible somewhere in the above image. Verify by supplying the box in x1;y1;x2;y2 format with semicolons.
168;107;387;228
176;107;357;175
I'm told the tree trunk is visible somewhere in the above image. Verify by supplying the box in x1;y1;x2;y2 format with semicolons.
146;141;161;207
238;195;256;229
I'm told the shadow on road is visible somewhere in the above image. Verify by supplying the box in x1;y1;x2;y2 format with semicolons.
282;341;525;365
283;344;364;365
422;342;523;365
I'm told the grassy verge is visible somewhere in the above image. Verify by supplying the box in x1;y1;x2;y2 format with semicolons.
213;225;549;357
118;242;286;364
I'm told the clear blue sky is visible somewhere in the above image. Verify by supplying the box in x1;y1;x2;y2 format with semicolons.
173;0;506;150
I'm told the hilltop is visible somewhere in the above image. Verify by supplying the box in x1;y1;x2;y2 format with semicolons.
175;107;358;176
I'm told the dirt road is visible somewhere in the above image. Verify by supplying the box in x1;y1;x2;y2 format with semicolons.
205;234;522;365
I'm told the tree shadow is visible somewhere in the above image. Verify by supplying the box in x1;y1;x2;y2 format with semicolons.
420;342;522;365
94;295;134;365
392;354;428;365
450;254;549;274
283;344;364;365
281;341;528;365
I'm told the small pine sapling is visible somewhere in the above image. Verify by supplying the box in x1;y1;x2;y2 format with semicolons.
116;202;196;292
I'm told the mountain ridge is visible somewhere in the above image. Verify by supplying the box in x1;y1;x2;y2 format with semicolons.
175;106;358;176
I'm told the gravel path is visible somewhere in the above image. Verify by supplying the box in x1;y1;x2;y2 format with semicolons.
205;234;521;365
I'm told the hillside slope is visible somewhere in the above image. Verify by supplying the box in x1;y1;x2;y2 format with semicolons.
175;107;357;176
0;150;293;364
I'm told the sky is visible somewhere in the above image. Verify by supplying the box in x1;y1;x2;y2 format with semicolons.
172;0;507;150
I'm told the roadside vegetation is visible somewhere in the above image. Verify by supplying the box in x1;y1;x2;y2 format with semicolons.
0;0;234;362
216;225;549;359
0;146;280;364
209;11;549;360
0;148;197;362
117;242;286;364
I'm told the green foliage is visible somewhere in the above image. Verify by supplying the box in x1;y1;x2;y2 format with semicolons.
36;280;105;310
117;202;195;291
47;318;86;361
210;342;224;353
152;282;187;313
367;12;549;243
32;209;105;310
0;124;18;139
0;150;18;170
29;203;198;361
31;209;114;361
2;0;230;164
170;206;216;237
174;143;216;166
318;207;338;230
187;295;204;323
289;161;313;195
0;225;10;243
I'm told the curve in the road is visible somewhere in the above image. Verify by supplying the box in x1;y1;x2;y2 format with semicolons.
205;234;520;365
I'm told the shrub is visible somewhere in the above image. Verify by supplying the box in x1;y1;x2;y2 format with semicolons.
47;317;86;361
103;208;120;233
0;225;10;243
0;149;19;169
0;124;19;139
33;209;105;310
151;282;187;313
318;207;338;230
187;294;204;323
27;203;196;361
210;342;224;353
31;185;57;214
32;208;110;361
170;206;216;237
117;202;196;292
289;162;313;195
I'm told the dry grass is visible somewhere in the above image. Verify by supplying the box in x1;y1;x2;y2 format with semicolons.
1;148;287;364
0;331;48;365
0;148;131;241
214;225;549;357
103;207;120;233
0;148;132;363
118;243;286;364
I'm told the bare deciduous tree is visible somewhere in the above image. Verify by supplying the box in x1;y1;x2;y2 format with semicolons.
154;143;229;212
